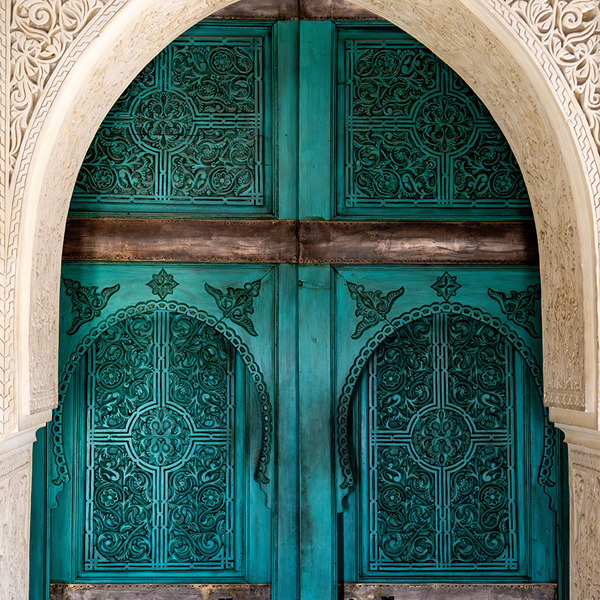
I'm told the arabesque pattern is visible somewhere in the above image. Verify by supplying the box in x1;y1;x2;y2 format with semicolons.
71;27;270;215
84;310;237;571
365;314;517;572
338;30;529;218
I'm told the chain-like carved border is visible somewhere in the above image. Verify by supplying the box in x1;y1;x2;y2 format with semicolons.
335;302;556;505
50;300;273;507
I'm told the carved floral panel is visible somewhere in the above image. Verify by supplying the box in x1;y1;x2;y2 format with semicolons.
364;314;518;573
84;311;239;572
71;25;272;215
337;29;530;218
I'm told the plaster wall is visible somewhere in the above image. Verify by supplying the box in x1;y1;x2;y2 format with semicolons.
1;0;600;597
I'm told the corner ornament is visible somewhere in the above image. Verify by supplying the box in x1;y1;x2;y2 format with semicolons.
488;283;541;338
205;278;262;336
62;278;120;335
345;281;405;339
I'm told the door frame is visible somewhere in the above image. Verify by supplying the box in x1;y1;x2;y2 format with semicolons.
3;0;600;599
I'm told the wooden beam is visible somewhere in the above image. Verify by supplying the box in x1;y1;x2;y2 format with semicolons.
62;218;299;263
211;0;375;19
298;221;538;264
63;218;538;264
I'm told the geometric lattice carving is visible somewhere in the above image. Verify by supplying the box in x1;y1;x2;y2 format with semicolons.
71;28;271;216
338;30;530;219
363;313;519;573
84;311;238;571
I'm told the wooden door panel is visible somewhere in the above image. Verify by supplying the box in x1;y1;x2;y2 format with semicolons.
30;17;567;600
48;263;275;584
333;266;561;584
70;24;274;218
335;26;532;221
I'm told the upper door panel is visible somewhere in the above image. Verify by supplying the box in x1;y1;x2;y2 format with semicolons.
334;25;532;221
70;23;274;218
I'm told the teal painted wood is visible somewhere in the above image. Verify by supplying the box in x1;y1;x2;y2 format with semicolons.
47;263;274;584
274;21;300;221
29;427;50;600
30;18;568;600
69;23;274;217
83;312;243;573
333;266;564;589
297;21;336;600
273;263;300;600
298;264;336;600
362;315;520;574
335;25;533;220
298;21;333;221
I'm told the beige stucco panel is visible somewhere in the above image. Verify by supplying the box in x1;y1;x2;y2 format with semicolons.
3;0;600;598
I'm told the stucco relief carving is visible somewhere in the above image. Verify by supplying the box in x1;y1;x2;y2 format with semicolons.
571;446;600;599
0;448;32;600
9;0;111;175
29;221;62;412
505;0;600;151
536;179;586;410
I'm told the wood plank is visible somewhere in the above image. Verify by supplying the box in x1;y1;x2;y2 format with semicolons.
212;0;299;19
50;584;270;600
340;583;557;600
211;0;375;19
298;221;539;264
300;0;374;19
62;218;299;263
63;219;538;264
50;583;556;600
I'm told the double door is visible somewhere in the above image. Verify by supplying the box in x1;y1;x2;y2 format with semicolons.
31;19;565;600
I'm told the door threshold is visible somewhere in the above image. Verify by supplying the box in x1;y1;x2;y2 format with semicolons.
340;583;557;600
49;584;270;600
50;583;557;600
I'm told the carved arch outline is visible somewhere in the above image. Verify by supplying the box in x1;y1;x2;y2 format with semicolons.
8;0;597;442
336;302;548;494
50;299;274;509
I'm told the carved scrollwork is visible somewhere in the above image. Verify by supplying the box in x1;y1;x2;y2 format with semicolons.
336;303;543;492
506;0;600;150
52;301;273;517
9;0;110;174
366;314;516;571
205;278;262;336
344;280;405;339
341;31;530;215
488;283;541;338
70;32;267;212
62;277;120;334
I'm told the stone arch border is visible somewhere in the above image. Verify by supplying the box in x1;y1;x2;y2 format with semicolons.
2;0;600;598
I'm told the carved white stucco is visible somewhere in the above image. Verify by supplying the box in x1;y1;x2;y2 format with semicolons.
2;0;600;597
0;444;32;600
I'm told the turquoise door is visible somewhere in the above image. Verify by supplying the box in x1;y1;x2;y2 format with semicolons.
30;18;567;600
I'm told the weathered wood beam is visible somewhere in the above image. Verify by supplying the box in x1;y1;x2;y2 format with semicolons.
62;218;538;264
62;219;299;263
211;0;375;19
298;221;539;264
